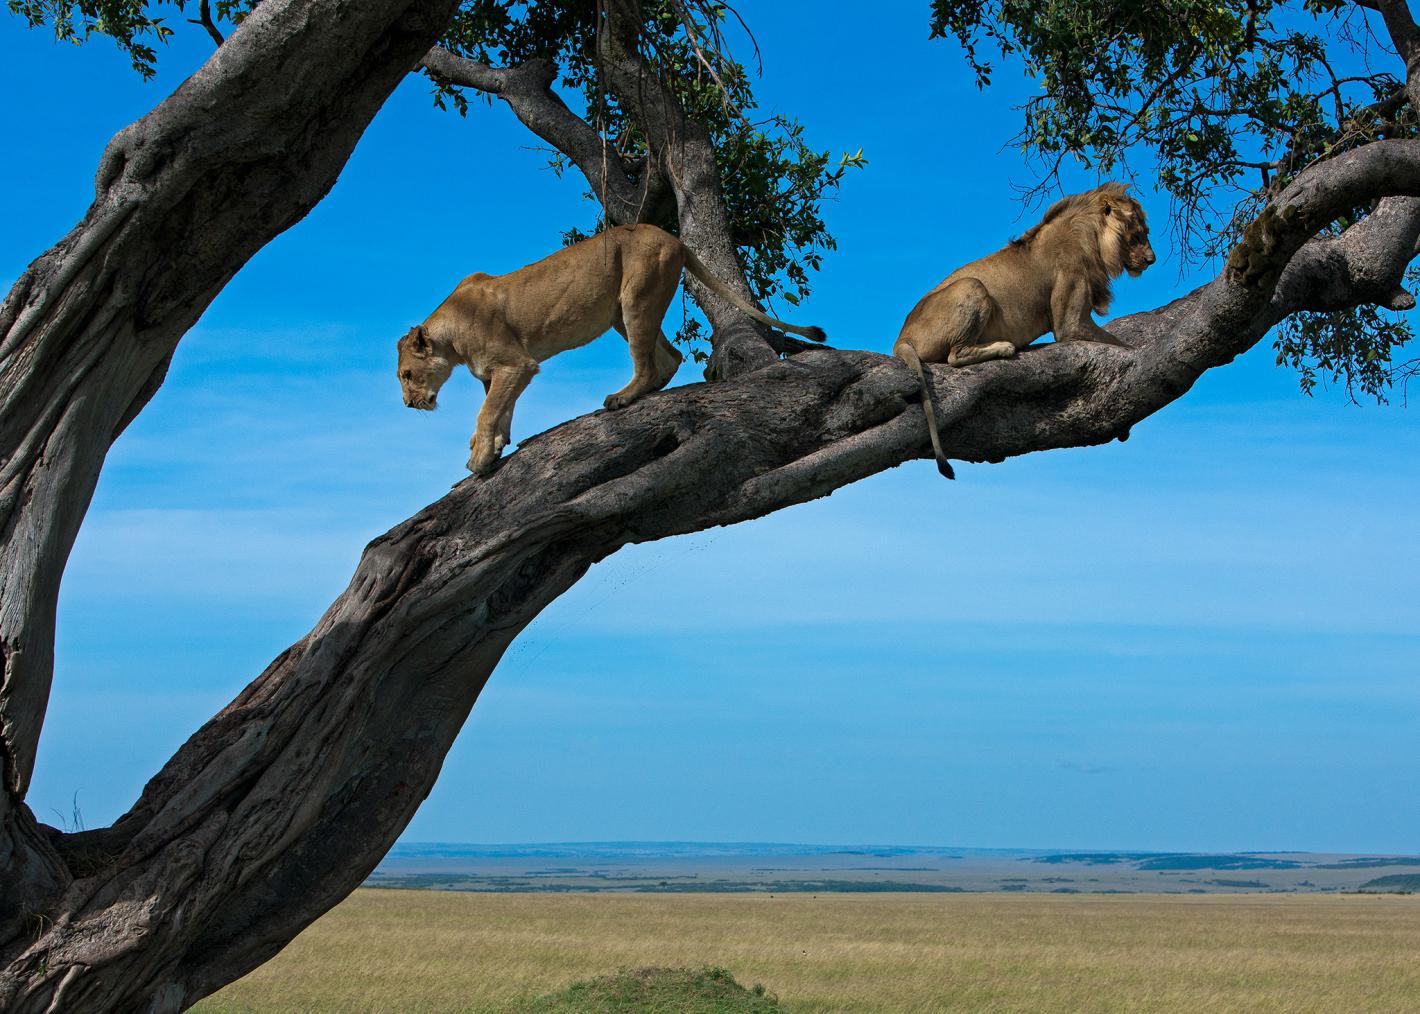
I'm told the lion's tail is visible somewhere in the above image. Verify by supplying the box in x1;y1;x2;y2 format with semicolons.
895;342;955;480
680;246;827;343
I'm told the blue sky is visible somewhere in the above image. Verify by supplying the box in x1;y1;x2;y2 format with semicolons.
4;4;1417;853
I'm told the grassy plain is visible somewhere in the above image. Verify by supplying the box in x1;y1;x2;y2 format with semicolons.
198;889;1420;1012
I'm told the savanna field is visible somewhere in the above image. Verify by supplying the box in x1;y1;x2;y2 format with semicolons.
197;890;1420;1012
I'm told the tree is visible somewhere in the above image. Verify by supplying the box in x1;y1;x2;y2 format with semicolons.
1;0;1417;1008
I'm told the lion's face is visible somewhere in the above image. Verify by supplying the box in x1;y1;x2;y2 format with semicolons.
1113;198;1156;277
396;325;453;411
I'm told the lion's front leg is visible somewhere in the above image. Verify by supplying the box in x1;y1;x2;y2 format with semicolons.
467;360;537;474
1077;325;1135;349
1050;276;1135;349
467;432;500;476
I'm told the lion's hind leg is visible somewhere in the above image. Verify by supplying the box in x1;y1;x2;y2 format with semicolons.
604;256;681;411
911;277;1014;368
652;332;683;389
612;320;683;394
947;340;1017;366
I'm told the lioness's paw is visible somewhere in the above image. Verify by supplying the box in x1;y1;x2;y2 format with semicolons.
603;392;631;411
987;341;1017;358
467;455;499;476
467;443;500;475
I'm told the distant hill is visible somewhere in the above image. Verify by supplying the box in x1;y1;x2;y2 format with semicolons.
370;843;1420;895
1032;853;1306;871
1357;874;1420;893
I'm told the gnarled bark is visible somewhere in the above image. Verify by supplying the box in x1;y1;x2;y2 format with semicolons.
1;0;1419;1009
0;0;459;1007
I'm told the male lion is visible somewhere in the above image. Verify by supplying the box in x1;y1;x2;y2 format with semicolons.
397;224;827;474
894;182;1156;478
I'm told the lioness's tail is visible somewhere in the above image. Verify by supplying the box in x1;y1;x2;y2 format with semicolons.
895;342;955;480
681;247;827;343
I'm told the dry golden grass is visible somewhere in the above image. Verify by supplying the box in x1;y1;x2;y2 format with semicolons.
198;889;1420;1013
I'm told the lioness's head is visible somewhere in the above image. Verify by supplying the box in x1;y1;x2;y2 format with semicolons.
396;325;453;411
1099;186;1156;278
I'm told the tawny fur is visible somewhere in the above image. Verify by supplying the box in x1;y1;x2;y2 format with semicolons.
893;182;1156;478
396;224;826;475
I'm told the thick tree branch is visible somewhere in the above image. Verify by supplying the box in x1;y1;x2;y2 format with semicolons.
1226;139;1420;299
418;49;672;226
1273;196;1420;314
0;335;1176;1013
596;0;784;379
0;0;460;1006
0;265;1308;1001
0;0;456;801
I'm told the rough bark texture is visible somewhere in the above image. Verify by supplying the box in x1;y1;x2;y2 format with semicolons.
0;0;460;1007
1;0;1418;1010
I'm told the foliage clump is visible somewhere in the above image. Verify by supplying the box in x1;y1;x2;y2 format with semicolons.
433;1;863;357
11;2;861;360
12;0;1418;395
928;0;1420;401
6;0;250;75
528;964;782;1013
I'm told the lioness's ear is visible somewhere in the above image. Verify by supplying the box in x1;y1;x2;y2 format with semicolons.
410;324;431;353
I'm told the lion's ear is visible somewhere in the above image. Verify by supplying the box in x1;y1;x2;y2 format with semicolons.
411;324;432;353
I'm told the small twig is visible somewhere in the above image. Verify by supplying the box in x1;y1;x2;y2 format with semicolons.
188;0;224;47
667;0;734;118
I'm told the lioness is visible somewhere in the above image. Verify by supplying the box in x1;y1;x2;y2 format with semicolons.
398;224;826;474
894;182;1155;478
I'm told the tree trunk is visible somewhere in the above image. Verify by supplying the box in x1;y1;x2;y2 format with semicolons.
2;0;1419;1006
0;0;458;1007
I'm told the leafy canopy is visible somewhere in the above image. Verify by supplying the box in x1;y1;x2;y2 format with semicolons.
6;0;249;76
10;0;1417;396
929;0;1419;401
11;0;863;360
433;1;864;356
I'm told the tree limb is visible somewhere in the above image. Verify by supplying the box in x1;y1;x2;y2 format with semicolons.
1226;139;1420;298
1272;196;1420;315
0;0;460;1003
6;120;1420;1012
418;49;671;227
593;0;786;379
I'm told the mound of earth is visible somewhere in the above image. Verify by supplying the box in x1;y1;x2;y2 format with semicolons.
529;965;781;1012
